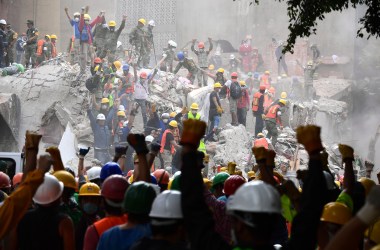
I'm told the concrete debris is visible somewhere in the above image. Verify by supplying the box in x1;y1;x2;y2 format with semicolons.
0;93;21;151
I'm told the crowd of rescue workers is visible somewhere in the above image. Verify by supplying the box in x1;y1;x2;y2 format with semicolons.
0;5;380;250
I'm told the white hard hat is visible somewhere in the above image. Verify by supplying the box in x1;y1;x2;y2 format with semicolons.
226;180;281;214
230;54;235;60
168;40;177;48
145;135;154;143
148;20;155;27
149;190;183;220
215;50;221;56
96;113;106;120
117;41;122;49
118;105;126;111
73;12;80;17
87;166;102;181
161;113;170;119
0;19;6;25
33;174;64;205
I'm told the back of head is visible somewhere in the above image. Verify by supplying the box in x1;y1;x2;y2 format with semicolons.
33;174;64;206
101;175;129;213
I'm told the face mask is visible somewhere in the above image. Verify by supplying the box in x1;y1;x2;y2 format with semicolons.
74;18;79;22
85;20;90;24
101;104;108;110
192;111;197;115
163;119;168;123
83;203;98;215
102;24;108;28
110;27;115;32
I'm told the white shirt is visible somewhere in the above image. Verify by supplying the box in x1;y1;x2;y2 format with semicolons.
134;79;149;100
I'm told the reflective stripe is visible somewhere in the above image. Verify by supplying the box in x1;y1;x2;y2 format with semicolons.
160;129;175;154
187;111;200;120
265;104;280;119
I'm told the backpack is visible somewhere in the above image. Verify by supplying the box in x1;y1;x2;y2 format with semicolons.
230;82;242;99
85;76;100;93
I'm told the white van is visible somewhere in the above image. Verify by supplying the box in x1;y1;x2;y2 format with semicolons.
0;152;23;180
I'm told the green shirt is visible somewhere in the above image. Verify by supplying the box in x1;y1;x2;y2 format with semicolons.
336;191;353;212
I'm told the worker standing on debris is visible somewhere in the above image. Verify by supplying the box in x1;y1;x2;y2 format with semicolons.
24;20;39;69
297;60;319;100
15;33;26;64
207;67;228;98
237;81;250;126
264;99;286;147
191;38;213;87
64;8;82;65
184;103;201;120
4;23;17;66
160;40;177;72
118;64;134;113
35;35;49;66
103;16;127;62
173;51;199;85
226;72;242;126
0;19;6;68
275;40;289;76
263;86;275;112
142;20;155;68
206;82;223;141
129;18;147;68
92;15;107;57
50;34;58;58
260;70;271;90
87;110;111;164
160;120;180;170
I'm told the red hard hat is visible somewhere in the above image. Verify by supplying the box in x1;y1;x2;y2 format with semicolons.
223;175;246;196
152;169;170;185
101;175;129;201
0;172;11;188
12;173;23;186
127;170;134;178
94;57;102;64
198;42;205;49
259;85;266;90
231;72;238;78
140;72;147;79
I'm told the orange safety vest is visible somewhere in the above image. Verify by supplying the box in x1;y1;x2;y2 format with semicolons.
36;39;45;56
251;92;263;111
93;215;128;237
254;138;269;149
265;104;280;119
51;42;57;58
126;81;134;94
260;75;270;89
160;129;175;154
263;94;274;110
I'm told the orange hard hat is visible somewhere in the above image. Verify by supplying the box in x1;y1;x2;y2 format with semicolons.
198;42;205;49
140;72;147;79
94;57;102;64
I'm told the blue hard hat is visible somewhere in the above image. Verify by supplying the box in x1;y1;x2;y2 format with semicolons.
150;174;158;185
254;72;259;79
177;51;185;61
100;162;122;181
122;64;129;71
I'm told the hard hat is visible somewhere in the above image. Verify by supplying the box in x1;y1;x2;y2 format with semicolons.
217;68;225;73
118;105;126;112
307;61;313;66
33;174;64;205
84;14;91;20
257;133;265;138
359;177;376;196
149;190;183;219
177;52;185;61
0;172;11;188
123;181;156;214
145;135;154;143
127;170;134;178
101;175;129;202
117;110;126;117
0;19;7;25
100;162;122;181
96;113;106;121
279;99;287;105
12;173;23;186
334;180;341;188
239;80;246;86
140;72;147;79
170;174;181;191
94;57;102;64
113;60;122;69
153;169;170;185
53;170;76;190
169;112;177;118
230;54;235;60
117;41;122;48
87;166;102;181
190;103;199;110
214;82;222;88
50;34;57;39
150;174;158;185
280;92;287;99
320;202;352;225
122;64;130;71
161;113;170;119
220;166;228;172
168;40;177;48
138;18;146;25
247;171;255;179
45;35;51;40
264;70;270;75
208;64;215;70
148;20;155;26
79;182;101;196
198;42;205;49
73;12;80;17
247;72;253;77
269;87;275;93
365;220;380;244
108;20;116;27
212;172;230;187
259;85;266;90
231;72;238;78
254;72;260;78
223;175;246;196
226;180;281;214
169;120;178;128
204;178;212;190
101;98;110;104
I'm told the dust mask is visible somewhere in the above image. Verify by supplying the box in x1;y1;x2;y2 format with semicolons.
163;119;168;123
74;18;79;22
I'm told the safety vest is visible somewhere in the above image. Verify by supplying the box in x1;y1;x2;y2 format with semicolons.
264;94;273;110
251;92;263;111
36;39;45;56
51;42;57;58
198;139;206;153
260;75;270;89
94;215;128;237
187;111;201;120
254;138;269;149
265;104;280;119
160;129;175;154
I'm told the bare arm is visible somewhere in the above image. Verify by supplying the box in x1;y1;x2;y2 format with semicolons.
59;216;75;250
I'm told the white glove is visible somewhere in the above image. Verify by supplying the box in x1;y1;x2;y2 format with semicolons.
356;186;380;225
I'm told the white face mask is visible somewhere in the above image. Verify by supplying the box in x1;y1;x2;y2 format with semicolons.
163;119;168;123
102;24;108;28
74;18;79;22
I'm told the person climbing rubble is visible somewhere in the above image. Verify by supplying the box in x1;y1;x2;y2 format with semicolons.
225;72;242;126
206;82;223;141
129;18;147;68
173;51;199;85
160;40;177;72
237;80;250;126
160;120;180;171
24;20;39;68
264;99;287;147
207;67;228;98
191;38;213;87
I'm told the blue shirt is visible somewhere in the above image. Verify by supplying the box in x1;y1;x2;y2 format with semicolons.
217;195;227;203
97;223;151;250
70;20;81;39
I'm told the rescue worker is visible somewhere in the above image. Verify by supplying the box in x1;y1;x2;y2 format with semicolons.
0;19;6;68
173;51;199;84
92;15;107;57
251;47;264;72
237;80;250;126
264;99;287;147
113;110;127;145
161;40;177;72
143;20;155;68
245;72;254;94
226;72;242;126
209;50;222;69
275;40;289;76
264;86;275;112
310;44;321;62
207;67;228;98
44;35;52;60
15;33;27;64
50;34;58;58
35;35;49;66
102;16;127;62
87;111;112;164
297;60;319;100
253;133;269;149
184;103;201;120
24;20;39;68
5;23;18;66
129;18;147;68
260;70;271;90
229;54;240;73
206;82;223;141
118;64;134;112
64;8;82;64
211;172;230;199
191;37;213;87
160;120;180;169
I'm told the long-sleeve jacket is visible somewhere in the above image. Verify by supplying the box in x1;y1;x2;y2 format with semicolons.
129;26;145;47
87;109;111;149
105;20;126;50
191;41;213;68
237;87;250;109
79;14;102;44
173;58;198;74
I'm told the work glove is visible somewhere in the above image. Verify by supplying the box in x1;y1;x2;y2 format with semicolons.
37;154;54;174
227;162;237;175
180;119;207;149
266;150;276;167
25;130;42;150
127;134;149;154
356;186;380;225
181;106;188;115
115;145;128;156
296;125;323;154
79;147;90;157
252;146;267;162
45;146;65;172
217;106;223;114
338;144;354;161
149;142;161;155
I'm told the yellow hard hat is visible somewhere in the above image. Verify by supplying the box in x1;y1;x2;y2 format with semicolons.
280;92;288;99
169;120;178;128
279;99;287;105
365;220;380;245
108;20;116;27
247;171;255;179
208;64;215;70
239;80;246;86
217;68;225;73
84;14;91;20
101;98;110;104
50;34;57;39
190;103;199;110
359;177;376;196
117;111;126;117
220;167;228;172
167;178;174;190
169;112;177;118
79;182;101;196
320;202;352;225
307;61;313;66
203;178;212;190
113;60;122;69
264;70;270;75
257;133;265;138
214;82;222;88
370;245;380;250
138;18;146;25
53;170;76;190
45;35;51;40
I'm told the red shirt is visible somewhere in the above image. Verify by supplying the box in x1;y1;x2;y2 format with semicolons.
237;88;250;109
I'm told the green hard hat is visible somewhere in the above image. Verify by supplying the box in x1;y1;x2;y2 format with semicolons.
212;172;230;187
123;181;156;214
247;72;253;77
170;174;181;191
